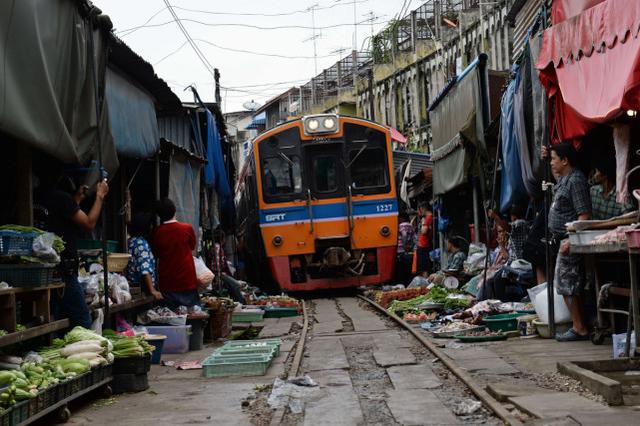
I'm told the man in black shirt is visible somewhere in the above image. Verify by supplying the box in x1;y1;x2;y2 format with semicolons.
43;174;109;328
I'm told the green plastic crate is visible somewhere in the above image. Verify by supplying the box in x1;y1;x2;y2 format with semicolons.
223;339;281;356
232;311;264;323
202;354;272;377
215;346;277;358
78;239;119;252
262;307;300;318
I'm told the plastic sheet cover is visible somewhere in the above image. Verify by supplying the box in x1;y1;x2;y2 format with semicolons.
169;154;202;247
202;109;234;223
500;72;527;213
105;69;159;158
0;1;116;167
429;66;484;195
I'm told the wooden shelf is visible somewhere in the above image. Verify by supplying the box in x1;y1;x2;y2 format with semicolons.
0;282;64;295
0;319;69;348
107;296;154;315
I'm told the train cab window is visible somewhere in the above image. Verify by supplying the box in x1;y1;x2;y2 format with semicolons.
262;156;302;201
349;148;389;191
313;155;338;193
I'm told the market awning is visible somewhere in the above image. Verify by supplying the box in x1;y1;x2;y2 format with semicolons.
246;112;266;130
106;68;159;158
536;0;640;142
428;56;488;196
387;126;407;144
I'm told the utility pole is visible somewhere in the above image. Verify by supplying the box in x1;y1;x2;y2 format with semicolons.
214;68;221;104
368;68;375;121
309;4;319;75
353;0;358;53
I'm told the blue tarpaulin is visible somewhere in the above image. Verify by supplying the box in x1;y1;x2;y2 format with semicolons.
201;109;234;222
500;66;528;213
105;69;159;158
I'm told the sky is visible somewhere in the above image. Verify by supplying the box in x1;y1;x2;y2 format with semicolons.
93;0;417;113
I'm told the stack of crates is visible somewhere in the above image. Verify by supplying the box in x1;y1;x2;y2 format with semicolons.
202;339;281;378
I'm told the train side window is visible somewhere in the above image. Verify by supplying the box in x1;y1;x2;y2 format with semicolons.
262;156;302;199
313;155;338;193
349;148;389;190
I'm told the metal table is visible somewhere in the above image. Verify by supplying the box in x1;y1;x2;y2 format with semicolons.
571;242;639;356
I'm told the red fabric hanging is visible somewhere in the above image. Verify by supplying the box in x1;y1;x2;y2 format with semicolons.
537;0;640;143
551;0;606;25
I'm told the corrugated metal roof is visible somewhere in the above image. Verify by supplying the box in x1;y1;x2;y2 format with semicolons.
392;150;432;178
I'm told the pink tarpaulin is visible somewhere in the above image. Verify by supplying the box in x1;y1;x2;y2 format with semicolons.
536;0;640;142
551;0;606;25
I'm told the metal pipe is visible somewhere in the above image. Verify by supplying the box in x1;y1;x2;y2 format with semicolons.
87;14;110;329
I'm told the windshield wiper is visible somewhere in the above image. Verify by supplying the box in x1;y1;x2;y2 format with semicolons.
279;152;295;167
345;145;367;169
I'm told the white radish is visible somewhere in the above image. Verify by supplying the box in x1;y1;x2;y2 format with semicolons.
60;342;104;357
66;352;102;361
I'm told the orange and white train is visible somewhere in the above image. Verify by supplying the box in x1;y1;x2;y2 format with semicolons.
235;114;398;292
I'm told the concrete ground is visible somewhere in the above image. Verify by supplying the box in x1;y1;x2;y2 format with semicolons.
62;302;640;426
65;317;301;426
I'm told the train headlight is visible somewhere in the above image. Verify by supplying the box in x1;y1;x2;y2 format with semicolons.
303;114;339;135
380;226;391;237
323;117;336;129
272;235;283;246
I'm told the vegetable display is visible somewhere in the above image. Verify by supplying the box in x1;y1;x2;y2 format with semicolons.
0;225;65;254
103;331;155;359
375;288;429;308
387;295;430;315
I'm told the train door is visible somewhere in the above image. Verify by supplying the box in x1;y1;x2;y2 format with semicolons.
304;143;348;238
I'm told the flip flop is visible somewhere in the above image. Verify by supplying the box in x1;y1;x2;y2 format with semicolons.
555;328;589;342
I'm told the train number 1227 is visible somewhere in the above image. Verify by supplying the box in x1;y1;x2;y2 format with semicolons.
376;204;393;213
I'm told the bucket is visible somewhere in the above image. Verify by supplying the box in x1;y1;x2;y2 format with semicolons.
187;319;207;351
533;320;572;339
145;325;191;354
145;334;167;364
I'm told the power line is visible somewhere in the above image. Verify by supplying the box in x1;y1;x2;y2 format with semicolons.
162;0;215;77
117;0;371;36
116;16;386;35
154;38;340;65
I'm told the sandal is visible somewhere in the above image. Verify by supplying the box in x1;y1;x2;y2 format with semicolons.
555;328;589;342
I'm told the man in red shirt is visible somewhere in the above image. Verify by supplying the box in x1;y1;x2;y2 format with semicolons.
151;198;200;309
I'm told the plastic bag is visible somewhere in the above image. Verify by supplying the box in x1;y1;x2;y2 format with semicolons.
408;275;429;288
529;283;571;324
32;232;60;263
92;308;104;333
613;332;637;359
194;256;214;287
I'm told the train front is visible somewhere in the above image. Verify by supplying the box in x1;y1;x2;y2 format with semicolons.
255;114;398;291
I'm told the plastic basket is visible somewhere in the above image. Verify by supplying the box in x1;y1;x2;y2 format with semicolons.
107;253;131;273
483;313;526;332
0;263;56;287
113;355;151;375
206;308;232;340
0;230;36;256
10;401;29;425
202;354;272;378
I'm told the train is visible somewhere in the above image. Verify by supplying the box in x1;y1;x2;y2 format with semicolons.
235;114;398;292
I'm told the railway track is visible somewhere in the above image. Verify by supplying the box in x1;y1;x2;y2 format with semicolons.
273;296;524;425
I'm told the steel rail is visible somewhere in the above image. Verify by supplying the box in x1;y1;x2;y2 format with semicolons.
357;295;524;426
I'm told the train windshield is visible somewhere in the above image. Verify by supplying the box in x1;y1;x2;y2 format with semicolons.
262;156;302;198
349;148;389;190
313;155;339;193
